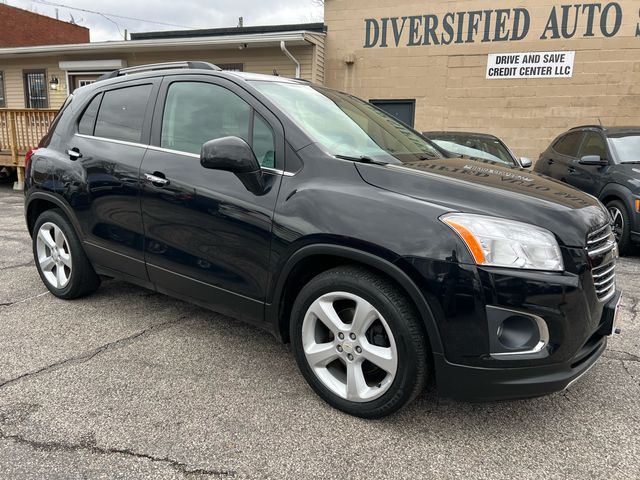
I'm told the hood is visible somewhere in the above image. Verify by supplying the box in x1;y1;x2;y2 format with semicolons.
356;157;609;247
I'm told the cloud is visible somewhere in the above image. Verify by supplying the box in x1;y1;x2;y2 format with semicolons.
7;0;323;41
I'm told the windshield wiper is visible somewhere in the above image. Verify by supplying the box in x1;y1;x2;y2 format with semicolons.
335;154;389;165
620;161;640;164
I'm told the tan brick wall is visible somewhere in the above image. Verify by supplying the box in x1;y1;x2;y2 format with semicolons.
324;0;640;161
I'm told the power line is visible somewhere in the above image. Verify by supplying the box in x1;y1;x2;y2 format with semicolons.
29;0;197;30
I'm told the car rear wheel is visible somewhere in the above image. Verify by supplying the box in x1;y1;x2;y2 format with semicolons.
606;200;631;255
290;266;428;418
33;209;101;299
0;167;16;184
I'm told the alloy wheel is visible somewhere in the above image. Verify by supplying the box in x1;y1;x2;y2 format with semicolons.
36;222;72;289
301;291;398;402
608;206;624;244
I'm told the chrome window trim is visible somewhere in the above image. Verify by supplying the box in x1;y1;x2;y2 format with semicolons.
147;144;199;159
75;133;146;149
74;134;295;176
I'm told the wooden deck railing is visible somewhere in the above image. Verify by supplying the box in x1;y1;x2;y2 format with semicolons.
0;109;58;187
1;109;58;157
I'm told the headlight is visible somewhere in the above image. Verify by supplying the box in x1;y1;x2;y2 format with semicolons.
441;213;564;272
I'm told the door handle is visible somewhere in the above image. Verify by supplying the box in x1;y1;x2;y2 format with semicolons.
568;166;576;173
547;158;554;165
67;148;82;160
144;172;170;187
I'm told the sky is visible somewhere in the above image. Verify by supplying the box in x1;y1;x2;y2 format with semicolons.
5;0;324;41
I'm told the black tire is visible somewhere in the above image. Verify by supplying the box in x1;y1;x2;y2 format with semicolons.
290;266;429;418
32;209;101;299
0;167;17;184
606;200;632;255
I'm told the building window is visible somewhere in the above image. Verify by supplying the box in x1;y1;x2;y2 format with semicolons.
0;72;5;108
218;63;244;72
369;99;416;128
23;70;49;109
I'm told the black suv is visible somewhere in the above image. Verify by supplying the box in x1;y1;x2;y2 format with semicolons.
25;62;620;418
535;125;640;254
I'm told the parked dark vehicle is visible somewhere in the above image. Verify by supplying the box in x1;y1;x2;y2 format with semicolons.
535;125;640;254
25;62;620;418
423;131;532;168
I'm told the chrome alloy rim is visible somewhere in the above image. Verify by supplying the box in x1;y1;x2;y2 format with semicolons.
608;207;624;244
36;222;72;289
301;292;398;402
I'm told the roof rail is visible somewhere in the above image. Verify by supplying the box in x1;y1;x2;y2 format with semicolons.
97;61;221;81
569;124;605;131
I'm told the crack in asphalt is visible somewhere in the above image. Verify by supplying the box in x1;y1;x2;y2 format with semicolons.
0;260;35;271
0;429;235;477
0;315;189;390
604;349;640;362
0;291;49;308
620;361;639;385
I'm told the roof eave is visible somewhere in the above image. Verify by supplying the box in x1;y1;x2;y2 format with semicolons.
0;31;316;58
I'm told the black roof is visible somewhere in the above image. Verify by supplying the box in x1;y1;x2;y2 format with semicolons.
131;22;326;41
569;125;640;134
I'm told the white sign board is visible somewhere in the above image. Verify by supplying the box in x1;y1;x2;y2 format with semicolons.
486;51;575;79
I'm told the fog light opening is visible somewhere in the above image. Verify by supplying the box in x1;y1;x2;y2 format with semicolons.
497;315;539;350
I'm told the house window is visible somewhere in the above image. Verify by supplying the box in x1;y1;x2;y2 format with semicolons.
0;72;5;107
23;70;48;109
369;99;416;128
218;63;244;72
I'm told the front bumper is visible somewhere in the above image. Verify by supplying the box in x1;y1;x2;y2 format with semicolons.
435;290;620;401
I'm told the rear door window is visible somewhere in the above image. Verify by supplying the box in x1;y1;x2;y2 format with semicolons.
554;132;584;157
94;84;152;143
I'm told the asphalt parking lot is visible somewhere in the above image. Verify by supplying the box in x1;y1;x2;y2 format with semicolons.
0;184;638;479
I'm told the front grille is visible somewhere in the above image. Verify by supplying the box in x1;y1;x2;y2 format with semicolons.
586;224;616;302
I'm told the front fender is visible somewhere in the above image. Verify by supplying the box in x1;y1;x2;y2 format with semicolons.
267;242;444;355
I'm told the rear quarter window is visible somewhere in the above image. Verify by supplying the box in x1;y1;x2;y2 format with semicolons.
77;94;102;136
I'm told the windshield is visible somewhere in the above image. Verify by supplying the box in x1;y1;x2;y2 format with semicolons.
251;81;442;163
608;134;640;162
427;134;516;166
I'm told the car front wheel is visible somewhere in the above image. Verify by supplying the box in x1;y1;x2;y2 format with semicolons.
607;200;631;255
290;266;429;418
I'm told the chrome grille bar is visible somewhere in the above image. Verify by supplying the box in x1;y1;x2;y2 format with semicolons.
586;223;617;302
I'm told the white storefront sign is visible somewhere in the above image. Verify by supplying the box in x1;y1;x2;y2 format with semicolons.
486;51;575;79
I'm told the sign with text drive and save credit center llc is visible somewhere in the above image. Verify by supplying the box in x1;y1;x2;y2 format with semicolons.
486;51;576;79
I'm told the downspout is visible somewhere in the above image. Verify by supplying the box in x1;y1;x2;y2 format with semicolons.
280;40;300;78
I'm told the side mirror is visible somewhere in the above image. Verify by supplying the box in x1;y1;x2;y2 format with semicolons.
201;136;260;173
579;155;608;166
200;136;268;195
519;157;532;168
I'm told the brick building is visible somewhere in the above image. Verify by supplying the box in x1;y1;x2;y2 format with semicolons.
0;4;89;47
1;0;640;162
324;0;640;159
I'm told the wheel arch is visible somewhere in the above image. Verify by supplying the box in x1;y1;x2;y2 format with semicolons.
267;244;444;355
26;191;82;238
599;183;634;208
